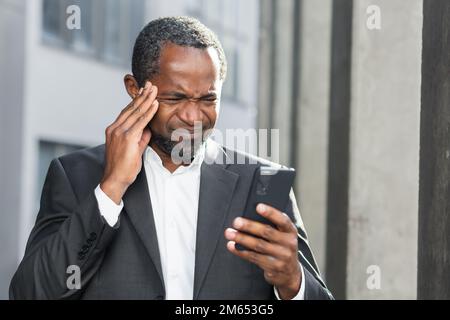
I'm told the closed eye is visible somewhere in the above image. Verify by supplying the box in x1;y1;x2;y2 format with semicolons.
157;93;218;105
157;96;186;104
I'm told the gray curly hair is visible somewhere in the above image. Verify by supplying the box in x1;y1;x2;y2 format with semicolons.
132;16;227;87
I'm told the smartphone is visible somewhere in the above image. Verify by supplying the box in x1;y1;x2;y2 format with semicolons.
235;166;296;251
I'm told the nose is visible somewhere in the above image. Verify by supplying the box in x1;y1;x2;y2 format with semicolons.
178;99;203;126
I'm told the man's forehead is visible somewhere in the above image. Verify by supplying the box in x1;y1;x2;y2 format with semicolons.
155;44;221;93
159;44;220;75
157;75;219;96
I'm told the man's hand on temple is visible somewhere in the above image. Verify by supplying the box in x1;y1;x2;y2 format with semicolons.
100;81;159;204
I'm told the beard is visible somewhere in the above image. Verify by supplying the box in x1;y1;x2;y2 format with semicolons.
150;132;179;155
150;127;208;163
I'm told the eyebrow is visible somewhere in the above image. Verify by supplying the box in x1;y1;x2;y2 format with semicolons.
158;92;187;98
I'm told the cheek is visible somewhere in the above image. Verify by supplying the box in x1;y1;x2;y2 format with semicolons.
149;108;169;132
204;108;218;127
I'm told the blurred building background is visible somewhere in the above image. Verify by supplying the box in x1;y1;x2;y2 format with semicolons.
1;0;449;300
259;0;422;300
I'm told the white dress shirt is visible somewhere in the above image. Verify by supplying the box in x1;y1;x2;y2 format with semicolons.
94;142;305;300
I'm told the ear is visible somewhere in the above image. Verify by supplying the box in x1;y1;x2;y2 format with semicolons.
124;74;140;99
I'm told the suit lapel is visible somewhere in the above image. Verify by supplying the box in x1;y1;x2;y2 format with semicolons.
193;142;239;299
123;165;165;294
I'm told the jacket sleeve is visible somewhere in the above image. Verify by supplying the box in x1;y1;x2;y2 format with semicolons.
9;158;118;300
286;189;334;300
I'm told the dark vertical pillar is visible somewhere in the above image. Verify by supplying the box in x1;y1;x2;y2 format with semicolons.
418;0;450;300
289;0;302;169
325;0;353;300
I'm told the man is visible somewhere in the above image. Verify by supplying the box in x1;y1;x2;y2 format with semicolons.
10;17;332;300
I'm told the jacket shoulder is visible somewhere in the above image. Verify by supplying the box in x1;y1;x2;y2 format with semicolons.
51;145;106;200
57;144;105;170
204;138;286;168
220;144;289;169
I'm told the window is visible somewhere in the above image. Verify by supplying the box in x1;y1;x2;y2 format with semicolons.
42;0;146;67
36;141;85;213
70;0;94;53
186;0;242;103
42;0;63;42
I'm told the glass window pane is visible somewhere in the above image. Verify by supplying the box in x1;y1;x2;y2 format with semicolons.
42;0;145;67
70;0;94;53
127;0;146;64
42;0;63;42
102;0;122;63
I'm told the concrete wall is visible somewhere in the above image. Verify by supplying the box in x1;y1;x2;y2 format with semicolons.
271;0;295;165
346;0;422;299
257;0;297;167
0;0;26;300
295;0;332;276
259;0;422;299
257;0;333;278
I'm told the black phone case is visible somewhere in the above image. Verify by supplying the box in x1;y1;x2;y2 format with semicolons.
235;166;296;251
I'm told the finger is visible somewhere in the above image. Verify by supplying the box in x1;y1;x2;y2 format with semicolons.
136;86;145;98
265;271;280;279
122;85;158;128
131;100;159;136
138;127;152;154
256;204;296;233
117;83;155;128
117;85;158;133
136;85;159;117
226;241;281;273
109;82;153;131
121;82;152;116
107;86;149;135
232;217;284;243
224;228;289;259
119;87;145;115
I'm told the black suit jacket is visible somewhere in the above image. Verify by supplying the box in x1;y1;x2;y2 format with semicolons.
9;140;333;300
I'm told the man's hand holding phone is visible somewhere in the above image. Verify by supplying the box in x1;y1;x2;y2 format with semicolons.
100;81;159;204
224;203;302;300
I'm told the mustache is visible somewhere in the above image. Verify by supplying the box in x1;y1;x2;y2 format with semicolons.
169;125;209;134
150;129;209;158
